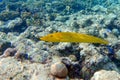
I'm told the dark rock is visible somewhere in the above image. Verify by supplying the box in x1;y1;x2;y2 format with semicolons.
82;19;93;27
0;40;11;55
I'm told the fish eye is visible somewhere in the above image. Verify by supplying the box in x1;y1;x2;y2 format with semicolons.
50;35;53;37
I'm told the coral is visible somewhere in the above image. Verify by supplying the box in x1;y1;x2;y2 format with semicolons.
113;18;120;28
0;18;27;33
115;50;120;60
0;11;20;21
0;57;52;80
1;48;17;57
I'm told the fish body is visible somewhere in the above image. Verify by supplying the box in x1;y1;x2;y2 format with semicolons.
40;32;109;45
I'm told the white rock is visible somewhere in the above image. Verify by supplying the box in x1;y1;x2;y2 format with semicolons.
91;70;120;80
115;50;120;60
0;57;52;80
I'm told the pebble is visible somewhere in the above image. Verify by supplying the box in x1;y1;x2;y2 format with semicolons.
50;62;68;78
68;55;77;61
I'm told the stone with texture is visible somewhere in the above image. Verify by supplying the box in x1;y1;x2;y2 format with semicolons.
0;57;52;80
50;62;68;78
91;70;120;80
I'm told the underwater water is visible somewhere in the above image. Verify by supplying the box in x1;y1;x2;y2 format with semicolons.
0;0;120;80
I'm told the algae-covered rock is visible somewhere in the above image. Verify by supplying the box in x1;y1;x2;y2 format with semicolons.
0;11;20;21
91;70;120;80
0;18;27;33
0;32;12;54
115;50;120;60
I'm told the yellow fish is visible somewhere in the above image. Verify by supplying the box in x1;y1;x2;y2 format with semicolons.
40;32;109;45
